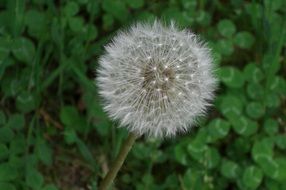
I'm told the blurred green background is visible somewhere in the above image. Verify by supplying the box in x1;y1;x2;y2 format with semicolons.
0;0;286;189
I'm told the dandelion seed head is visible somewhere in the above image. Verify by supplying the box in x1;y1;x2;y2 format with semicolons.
97;20;217;138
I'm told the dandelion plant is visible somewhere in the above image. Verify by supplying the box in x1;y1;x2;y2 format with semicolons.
97;20;217;190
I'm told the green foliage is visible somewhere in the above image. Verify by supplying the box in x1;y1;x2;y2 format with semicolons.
217;19;236;38
234;32;255;49
0;0;285;189
242;166;263;189
220;159;240;179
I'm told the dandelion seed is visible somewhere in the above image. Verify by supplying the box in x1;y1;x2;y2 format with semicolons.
97;20;217;138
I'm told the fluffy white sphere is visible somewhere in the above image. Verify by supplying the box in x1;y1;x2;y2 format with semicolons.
97;21;217;138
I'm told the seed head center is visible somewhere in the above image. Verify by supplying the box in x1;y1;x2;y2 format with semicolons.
141;62;175;93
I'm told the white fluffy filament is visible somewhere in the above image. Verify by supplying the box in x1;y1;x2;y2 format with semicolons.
97;21;217;138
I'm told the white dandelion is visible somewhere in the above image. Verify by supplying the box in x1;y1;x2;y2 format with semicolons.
97;20;217;138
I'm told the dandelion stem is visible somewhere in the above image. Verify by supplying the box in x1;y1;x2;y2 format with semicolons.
99;132;137;190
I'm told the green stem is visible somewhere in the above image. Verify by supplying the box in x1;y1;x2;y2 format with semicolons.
99;132;138;190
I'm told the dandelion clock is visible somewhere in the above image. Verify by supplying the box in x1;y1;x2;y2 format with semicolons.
97;20;217;190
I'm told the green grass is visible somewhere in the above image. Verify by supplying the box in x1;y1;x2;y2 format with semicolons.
0;0;286;190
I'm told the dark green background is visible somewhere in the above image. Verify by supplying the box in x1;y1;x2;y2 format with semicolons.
0;0;285;189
